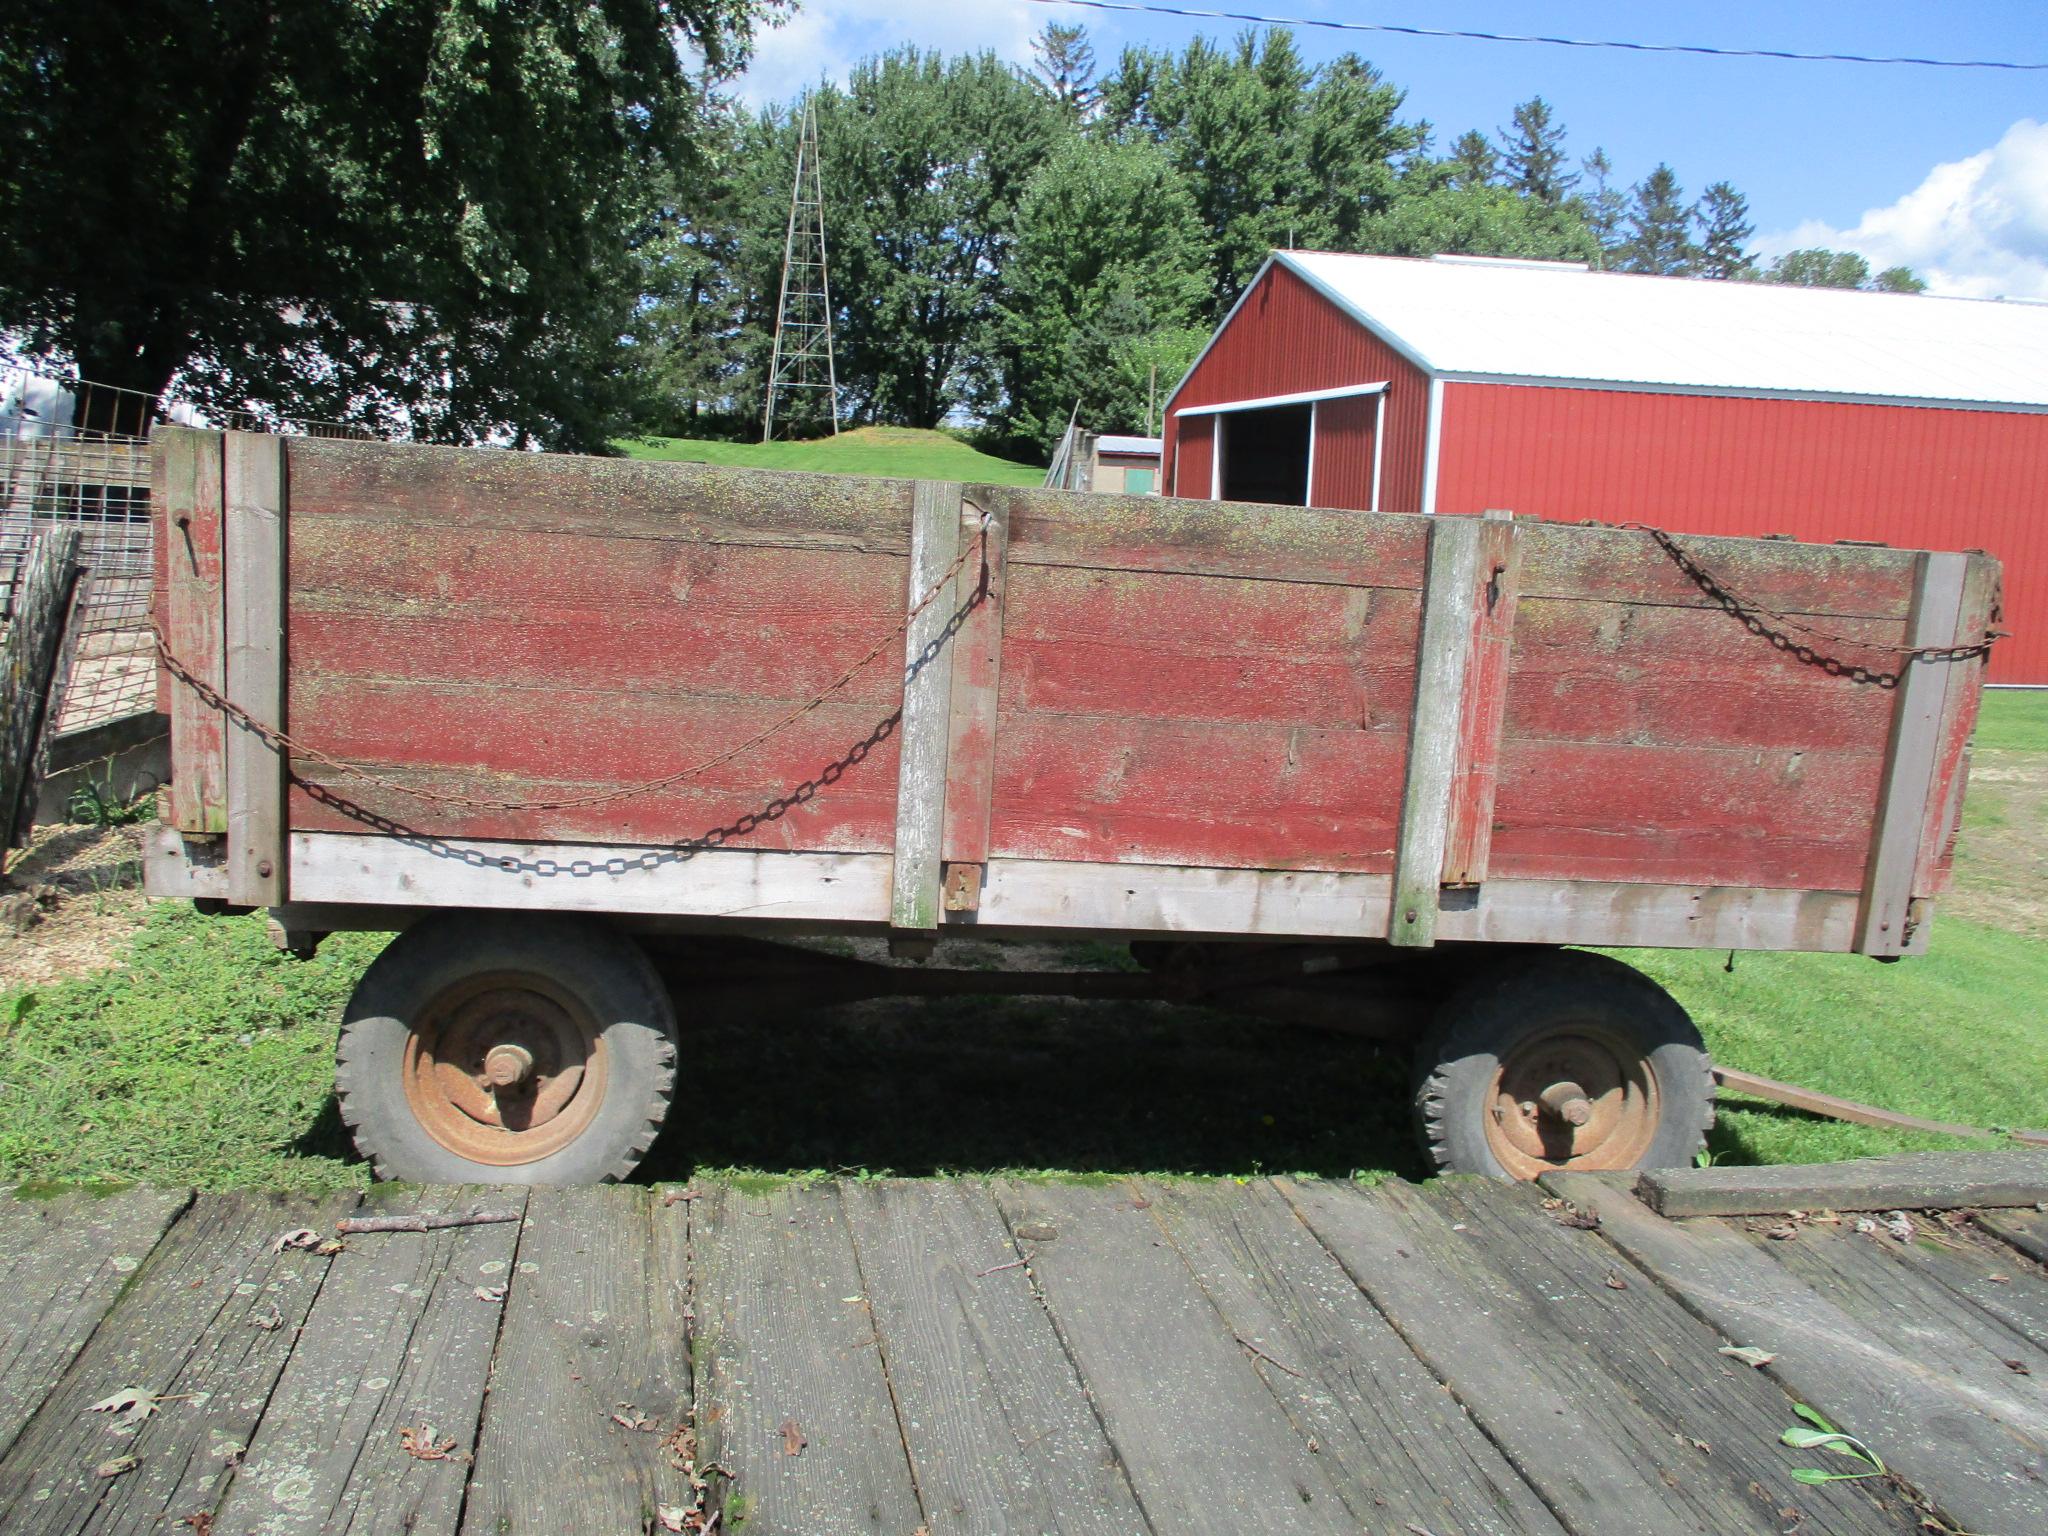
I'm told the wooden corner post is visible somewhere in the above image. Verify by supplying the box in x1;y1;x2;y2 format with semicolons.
221;431;289;907
1390;511;1522;947
161;428;229;836
0;526;84;848
939;492;1009;918
1856;550;1973;956
891;481;965;938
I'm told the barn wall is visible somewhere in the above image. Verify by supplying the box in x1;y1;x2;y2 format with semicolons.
1436;381;2048;684
1311;393;1379;509
1164;264;1431;510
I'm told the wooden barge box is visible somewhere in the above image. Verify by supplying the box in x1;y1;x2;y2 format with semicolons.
143;429;2000;1183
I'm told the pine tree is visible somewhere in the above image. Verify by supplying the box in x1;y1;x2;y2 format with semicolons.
1031;22;1099;119
1617;164;1696;276
1497;96;1575;203
1449;130;1498;190
1579;148;1627;265
1694;181;1756;280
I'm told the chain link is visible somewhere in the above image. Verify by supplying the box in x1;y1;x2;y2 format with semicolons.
1620;522;2002;688
154;511;990;812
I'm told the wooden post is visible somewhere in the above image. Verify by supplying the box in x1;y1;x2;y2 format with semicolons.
938;494;1008;916
161;428;228;834
1389;517;1483;947
1441;510;1522;886
0;527;83;849
1856;551;1968;955
223;432;287;906
891;481;963;936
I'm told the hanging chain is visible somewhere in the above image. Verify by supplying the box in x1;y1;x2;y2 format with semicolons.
154;512;990;813
1620;522;2002;688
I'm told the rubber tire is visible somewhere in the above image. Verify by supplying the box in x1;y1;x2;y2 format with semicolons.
335;912;677;1184
1412;949;1714;1180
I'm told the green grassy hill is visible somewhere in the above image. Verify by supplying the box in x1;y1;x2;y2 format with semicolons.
619;425;1045;486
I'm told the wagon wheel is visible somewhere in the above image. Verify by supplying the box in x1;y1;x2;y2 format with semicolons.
336;913;677;1183
1412;949;1714;1180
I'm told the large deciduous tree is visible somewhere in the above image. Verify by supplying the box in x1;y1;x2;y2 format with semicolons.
1765;248;1927;293
0;0;777;446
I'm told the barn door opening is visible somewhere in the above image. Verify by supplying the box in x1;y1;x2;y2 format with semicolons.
1221;403;1312;505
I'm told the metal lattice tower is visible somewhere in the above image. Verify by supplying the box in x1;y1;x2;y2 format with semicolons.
762;103;839;442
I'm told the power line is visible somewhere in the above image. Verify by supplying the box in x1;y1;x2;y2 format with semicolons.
1025;0;2048;71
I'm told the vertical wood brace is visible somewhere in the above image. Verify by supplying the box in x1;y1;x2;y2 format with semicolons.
1441;511;1523;887
162;428;228;834
891;481;963;933
1856;551;1970;955
223;432;288;906
1390;516;1484;947
939;493;1009;915
1912;555;1999;903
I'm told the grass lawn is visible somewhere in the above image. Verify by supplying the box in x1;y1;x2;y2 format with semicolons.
619;424;1046;486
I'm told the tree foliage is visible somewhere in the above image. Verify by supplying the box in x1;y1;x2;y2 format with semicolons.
0;0;779;445
1616;164;1697;276
1031;22;1099;119
1694;182;1757;280
1764;248;1927;293
1497;97;1576;204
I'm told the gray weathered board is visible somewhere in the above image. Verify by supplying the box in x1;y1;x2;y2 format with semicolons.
1636;1146;2048;1216
2;1158;2047;1534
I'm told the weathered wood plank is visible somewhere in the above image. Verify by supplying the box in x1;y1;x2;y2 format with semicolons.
288;833;892;924
223;431;287;906
1282;1176;1914;1536
1;526;83;848
1635;1148;2048;1217
692;1182;926;1536
0;1189;191;1462
1442;512;1522;886
1980;1207;2048;1266
1142;1179;1563;1535
1915;554;2001;898
839;1180;1145;1535
989;1180;1355;1535
1739;1217;2048;1412
215;1187;526;1536
1390;515;1483;946
287;437;919;551
1887;1217;2048;1353
893;481;963;934
160;427;228;834
938;495;1009;910
1545;1171;2048;1536
1858;551;1969;953
0;1191;356;1536
458;1187;690;1536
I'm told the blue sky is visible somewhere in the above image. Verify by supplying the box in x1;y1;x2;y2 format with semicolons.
740;1;2048;298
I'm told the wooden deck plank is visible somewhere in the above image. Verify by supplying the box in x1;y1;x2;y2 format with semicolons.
1979;1207;2048;1266
214;1188;527;1536
458;1187;689;1536
1878;1217;2048;1355
1140;1179;1563;1536
839;1180;1146;1536
1547;1172;2048;1536
1279;1177;1912;1535
1636;1147;2048;1217
0;1191;356;1536
0;1189;192;1462
692;1182;926;1536
1720;1217;2048;1421
989;1180;1356;1535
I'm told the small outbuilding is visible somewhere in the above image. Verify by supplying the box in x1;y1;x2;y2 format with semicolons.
1161;251;2048;684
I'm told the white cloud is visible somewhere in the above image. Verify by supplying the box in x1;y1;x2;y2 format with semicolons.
739;1;1039;106
1759;119;2048;300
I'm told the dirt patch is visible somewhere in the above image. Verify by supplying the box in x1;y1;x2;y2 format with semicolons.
1947;748;2048;939
0;822;152;988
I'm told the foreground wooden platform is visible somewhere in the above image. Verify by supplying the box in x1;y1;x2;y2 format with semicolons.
0;1159;2043;1535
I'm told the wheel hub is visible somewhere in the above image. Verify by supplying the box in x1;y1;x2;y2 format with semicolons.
1484;1026;1660;1179
402;975;609;1166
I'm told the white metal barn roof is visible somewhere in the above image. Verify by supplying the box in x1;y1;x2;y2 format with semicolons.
1276;251;2048;411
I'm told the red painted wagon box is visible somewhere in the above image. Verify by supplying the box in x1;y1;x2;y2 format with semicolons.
145;430;1999;1184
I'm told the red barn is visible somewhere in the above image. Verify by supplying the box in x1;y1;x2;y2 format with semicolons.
1161;251;2048;684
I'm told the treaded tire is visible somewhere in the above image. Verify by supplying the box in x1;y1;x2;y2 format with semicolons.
336;912;677;1184
1412;949;1713;1180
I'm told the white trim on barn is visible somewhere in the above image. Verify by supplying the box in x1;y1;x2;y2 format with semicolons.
1422;377;1445;515
1172;380;1388;417
1370;390;1386;513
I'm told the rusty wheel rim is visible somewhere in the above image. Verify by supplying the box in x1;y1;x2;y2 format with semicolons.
1482;1024;1661;1180
402;972;609;1167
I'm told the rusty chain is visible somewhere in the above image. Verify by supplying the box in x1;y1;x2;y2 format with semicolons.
153;510;990;813
1619;522;2002;688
